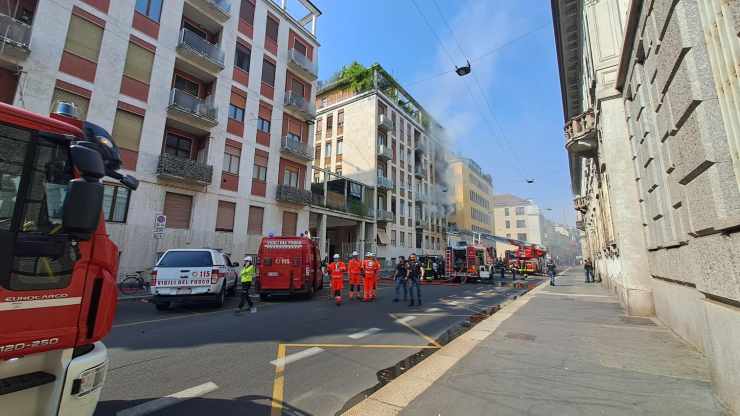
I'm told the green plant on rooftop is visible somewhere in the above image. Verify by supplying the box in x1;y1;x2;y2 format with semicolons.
329;61;374;93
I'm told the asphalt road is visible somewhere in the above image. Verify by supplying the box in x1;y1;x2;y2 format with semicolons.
95;277;534;416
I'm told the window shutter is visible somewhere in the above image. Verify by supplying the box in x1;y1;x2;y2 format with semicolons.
51;88;89;120
225;144;241;156
248;206;264;234
261;59;276;85
112;109;144;151
163;192;193;229
259;102;272;119
216;201;236;232
282;211;297;236
65;15;103;62
230;89;247;108
254;151;268;167
123;42;154;84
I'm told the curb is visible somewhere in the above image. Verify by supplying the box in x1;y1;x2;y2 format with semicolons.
341;279;550;416
117;294;151;303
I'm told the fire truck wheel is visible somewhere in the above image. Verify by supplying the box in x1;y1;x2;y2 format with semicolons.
154;302;171;311
215;286;226;308
306;280;315;299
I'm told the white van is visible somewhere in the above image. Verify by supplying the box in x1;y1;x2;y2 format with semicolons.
151;249;239;310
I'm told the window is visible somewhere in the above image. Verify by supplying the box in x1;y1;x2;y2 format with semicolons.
123;42;154;84
336;139;343;155
51;89;89;122
506;233;511;238
174;74;200;97
505;220;511;229
283;167;299;187
165;134;192;159
240;0;255;24
335;166;342;176
112;109;143;152
163;192;193;229
504;207;510;216
294;39;307;56
324;142;332;157
223;145;240;174
136;0;163;22
516;219;526;228
337;110;344;135
261;59;276;86
65;14;103;62
378;132;386;147
326;114;333;137
257;117;271;133
248;206;264;234
266;16;279;42
103;184;131;223
282;211;297;236
517;233;527;241
314;145;321;160
253;152;268;181
378;101;387;116
228;104;245;122
291;78;305;98
215;201;236;232
235;43;251;72
316;118;322;138
391;230;397;246
515;206;525;215
400;231;405;247
182;20;207;40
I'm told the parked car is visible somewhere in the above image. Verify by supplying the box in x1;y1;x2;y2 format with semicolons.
151;249;239;310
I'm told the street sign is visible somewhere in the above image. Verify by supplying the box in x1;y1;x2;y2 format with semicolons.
153;231;165;239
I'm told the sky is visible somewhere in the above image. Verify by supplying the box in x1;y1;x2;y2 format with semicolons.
307;0;573;225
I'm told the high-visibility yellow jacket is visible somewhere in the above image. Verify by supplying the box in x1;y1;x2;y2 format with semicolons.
240;264;256;283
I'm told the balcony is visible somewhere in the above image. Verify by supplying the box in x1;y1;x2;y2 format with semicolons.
377;175;394;190
167;89;218;133
414;142;427;154
185;0;231;25
176;28;225;75
415;191;429;204
376;209;395;223
377;144;392;160
564;109;597;157
414;166;424;179
574;195;588;213
576;220;585;231
378;114;393;131
157;153;213;185
288;48;318;81
276;184;312;205
284;90;316;120
0;13;31;60
415;219;423;229
281;136;313;162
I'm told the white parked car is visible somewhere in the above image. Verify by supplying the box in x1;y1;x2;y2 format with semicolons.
151;249;239;310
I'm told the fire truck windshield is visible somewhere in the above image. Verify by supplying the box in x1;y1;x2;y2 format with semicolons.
0;123;77;292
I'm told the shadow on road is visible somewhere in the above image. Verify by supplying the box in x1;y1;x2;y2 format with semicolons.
96;394;312;416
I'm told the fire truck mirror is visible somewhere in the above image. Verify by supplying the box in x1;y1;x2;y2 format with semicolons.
62;179;103;239
70;143;105;180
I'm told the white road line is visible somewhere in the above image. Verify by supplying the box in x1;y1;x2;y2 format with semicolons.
348;328;382;339
395;315;416;325
425;307;442;313
270;347;324;367
116;382;219;416
538;291;612;298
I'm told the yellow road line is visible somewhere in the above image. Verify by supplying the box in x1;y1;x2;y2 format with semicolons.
390;313;442;348
270;343;287;416
283;343;439;349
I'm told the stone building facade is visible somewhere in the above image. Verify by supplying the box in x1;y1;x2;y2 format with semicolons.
553;0;740;411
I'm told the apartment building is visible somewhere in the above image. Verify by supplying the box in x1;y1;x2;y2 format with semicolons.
315;63;450;262
447;157;495;236
493;194;544;244
0;0;321;276
553;0;740;410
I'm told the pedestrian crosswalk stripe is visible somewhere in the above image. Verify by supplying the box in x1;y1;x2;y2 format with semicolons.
270;347;324;367
117;382;219;416
348;328;382;339
394;315;416;325
425;307;442;312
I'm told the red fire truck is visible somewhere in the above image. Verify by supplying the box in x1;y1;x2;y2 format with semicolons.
256;236;323;299
445;241;495;282
0;102;138;415
511;245;547;275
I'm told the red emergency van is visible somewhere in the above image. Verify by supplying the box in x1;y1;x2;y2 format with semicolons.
256;236;323;300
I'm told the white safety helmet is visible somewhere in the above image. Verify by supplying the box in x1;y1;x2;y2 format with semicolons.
352;251;359;256
333;254;340;260
244;256;253;262
366;252;375;257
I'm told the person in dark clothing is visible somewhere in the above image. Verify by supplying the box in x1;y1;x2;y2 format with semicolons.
393;256;407;302
407;254;423;306
496;258;505;280
546;258;557;286
584;258;594;283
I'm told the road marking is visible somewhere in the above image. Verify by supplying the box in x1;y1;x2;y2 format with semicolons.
390;313;442;348
284;343;439;349
425;307;442;312
271;344;286;416
348;328;382;339
116;382;218;416
538;291;612;298
270;346;324;367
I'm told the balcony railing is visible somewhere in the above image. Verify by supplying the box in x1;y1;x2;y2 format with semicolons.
576;220;585;231
276;184;312;205
157;153;213;184
574;195;588;213
564;109;597;157
377;144;392;160
177;28;225;68
284;90;316;119
378;114;393;131
414;142;427;154
376;209;394;222
0;13;31;53
415;191;429;204
377;175;394;190
281;136;313;161
168;89;218;123
288;48;318;80
414;166;425;179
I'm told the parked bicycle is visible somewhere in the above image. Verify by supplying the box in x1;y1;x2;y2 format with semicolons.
118;270;151;295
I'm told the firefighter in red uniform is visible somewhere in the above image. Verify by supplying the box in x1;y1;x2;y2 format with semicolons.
362;252;380;301
328;254;347;306
348;251;362;300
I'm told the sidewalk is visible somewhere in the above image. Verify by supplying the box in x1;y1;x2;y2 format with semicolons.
345;269;725;415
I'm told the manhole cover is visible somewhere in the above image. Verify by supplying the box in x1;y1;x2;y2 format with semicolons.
620;316;656;326
505;332;536;342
